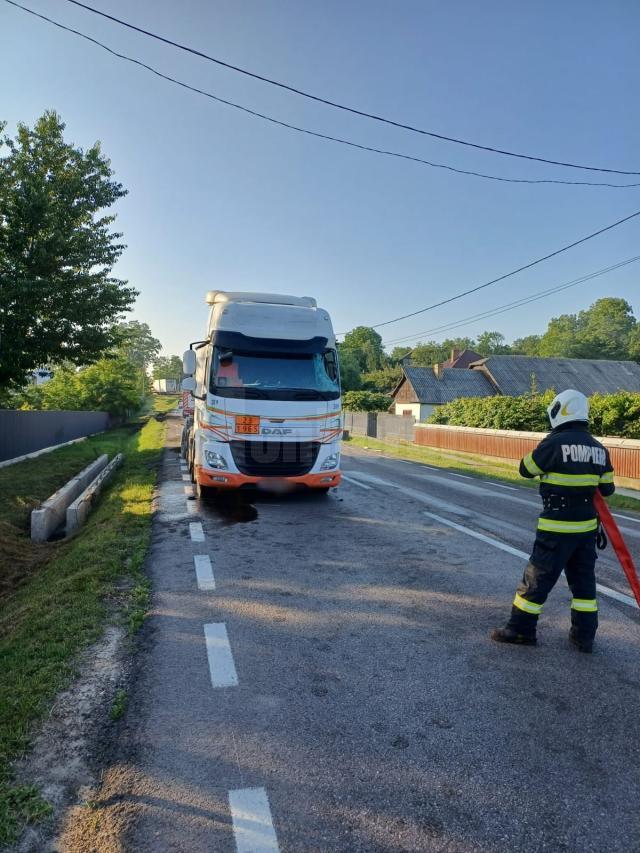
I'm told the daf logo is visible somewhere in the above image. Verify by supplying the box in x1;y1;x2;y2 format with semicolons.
261;427;293;435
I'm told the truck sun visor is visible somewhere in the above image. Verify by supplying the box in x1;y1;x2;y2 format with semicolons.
211;331;329;355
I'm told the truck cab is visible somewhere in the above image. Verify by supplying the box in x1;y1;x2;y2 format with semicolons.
182;291;342;496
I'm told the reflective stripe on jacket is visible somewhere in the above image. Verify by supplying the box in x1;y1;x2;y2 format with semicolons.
520;421;615;532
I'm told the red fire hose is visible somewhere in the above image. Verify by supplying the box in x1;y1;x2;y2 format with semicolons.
594;491;640;607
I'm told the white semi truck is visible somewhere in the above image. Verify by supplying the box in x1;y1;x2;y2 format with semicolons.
181;291;342;496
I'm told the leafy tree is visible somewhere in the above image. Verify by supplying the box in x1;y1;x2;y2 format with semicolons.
389;346;412;364
337;346;363;391
0;112;136;392
511;335;541;356
628;326;640;363
537;314;580;357
406;340;444;367
476;330;511;355
408;336;476;366
341;326;386;371
342;390;391;412
537;298;637;360
361;365;403;393
576;297;636;360
18;356;145;417
115;321;161;370
152;355;183;381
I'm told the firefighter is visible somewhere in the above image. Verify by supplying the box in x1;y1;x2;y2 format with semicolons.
491;389;614;653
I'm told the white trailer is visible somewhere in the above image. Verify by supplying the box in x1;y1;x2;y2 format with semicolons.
182;291;342;496
153;378;178;394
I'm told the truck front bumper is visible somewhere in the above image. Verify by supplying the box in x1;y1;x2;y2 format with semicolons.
195;466;341;490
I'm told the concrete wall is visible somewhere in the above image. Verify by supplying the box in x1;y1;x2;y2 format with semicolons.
376;413;415;442
343;411;378;438
0;410;109;463
392;402;438;421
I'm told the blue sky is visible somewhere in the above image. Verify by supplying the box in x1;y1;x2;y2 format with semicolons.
2;0;639;356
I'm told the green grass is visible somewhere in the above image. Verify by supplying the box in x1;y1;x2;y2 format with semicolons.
346;435;640;512
152;394;180;414
109;690;128;722
0;406;168;845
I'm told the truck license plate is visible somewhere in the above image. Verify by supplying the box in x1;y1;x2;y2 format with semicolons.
235;415;260;434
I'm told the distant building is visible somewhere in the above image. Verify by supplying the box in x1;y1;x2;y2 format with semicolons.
389;354;640;421
470;355;640;397
390;364;495;421
441;348;484;369
31;368;53;386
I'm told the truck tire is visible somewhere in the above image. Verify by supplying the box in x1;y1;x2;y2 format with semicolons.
195;479;214;501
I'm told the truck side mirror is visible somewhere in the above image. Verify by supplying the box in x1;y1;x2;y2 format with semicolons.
183;350;196;376
181;377;196;392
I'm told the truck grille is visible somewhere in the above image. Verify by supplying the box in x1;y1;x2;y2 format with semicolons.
230;441;320;477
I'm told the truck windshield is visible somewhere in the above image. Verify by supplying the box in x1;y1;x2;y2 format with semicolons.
210;348;340;400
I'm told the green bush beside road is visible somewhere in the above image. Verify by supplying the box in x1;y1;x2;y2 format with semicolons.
0;404;171;845
429;391;640;438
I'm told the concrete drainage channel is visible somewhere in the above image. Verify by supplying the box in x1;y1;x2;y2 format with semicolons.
30;453;124;542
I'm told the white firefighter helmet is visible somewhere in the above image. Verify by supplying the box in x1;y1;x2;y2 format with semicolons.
547;389;589;428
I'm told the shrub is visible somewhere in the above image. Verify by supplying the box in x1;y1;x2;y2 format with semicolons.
343;391;392;412
18;358;147;417
428;391;640;437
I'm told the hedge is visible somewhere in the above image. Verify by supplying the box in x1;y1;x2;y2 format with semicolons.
428;391;640;439
342;391;392;412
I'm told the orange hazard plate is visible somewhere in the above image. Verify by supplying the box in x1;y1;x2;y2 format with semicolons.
235;415;260;434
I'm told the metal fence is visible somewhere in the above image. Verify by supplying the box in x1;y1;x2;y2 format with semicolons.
0;410;110;463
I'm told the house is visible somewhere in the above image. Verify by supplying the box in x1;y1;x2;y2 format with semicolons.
390;363;496;421
389;354;640;421
470;355;640;397
441;348;484;369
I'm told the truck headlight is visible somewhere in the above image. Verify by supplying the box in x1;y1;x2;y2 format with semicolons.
204;450;228;469
321;452;340;470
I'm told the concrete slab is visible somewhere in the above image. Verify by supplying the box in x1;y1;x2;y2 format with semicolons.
30;455;108;542
66;453;124;535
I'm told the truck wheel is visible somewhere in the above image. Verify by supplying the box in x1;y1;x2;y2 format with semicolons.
195;479;214;501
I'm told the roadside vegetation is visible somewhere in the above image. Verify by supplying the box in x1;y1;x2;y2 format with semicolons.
0;398;175;845
345;435;640;512
429;391;640;438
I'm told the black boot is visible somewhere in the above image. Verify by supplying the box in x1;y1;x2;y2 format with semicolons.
569;628;593;654
490;627;537;646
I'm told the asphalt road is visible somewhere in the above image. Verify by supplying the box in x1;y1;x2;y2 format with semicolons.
101;414;640;852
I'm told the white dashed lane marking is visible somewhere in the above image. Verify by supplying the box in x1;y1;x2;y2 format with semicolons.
182;473;190;481
194;554;215;591
487;481;519;492
342;474;373;490
229;787;280;852
189;522;205;542
204;623;238;687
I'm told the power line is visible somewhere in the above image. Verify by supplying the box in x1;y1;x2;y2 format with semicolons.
381;256;640;346
9;1;637;189
358;208;640;332
60;0;640;177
